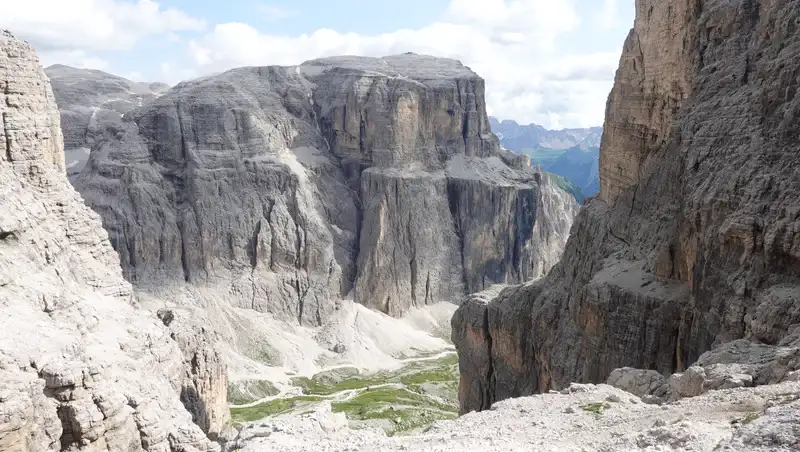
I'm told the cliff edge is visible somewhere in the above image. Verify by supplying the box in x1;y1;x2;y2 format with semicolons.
453;0;800;413
69;55;577;331
0;31;228;451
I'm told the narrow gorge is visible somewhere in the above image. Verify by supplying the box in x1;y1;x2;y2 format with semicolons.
4;0;800;449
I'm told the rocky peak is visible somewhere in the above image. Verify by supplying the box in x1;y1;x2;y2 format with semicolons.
68;51;577;334
0;30;227;451
45;65;170;177
453;0;800;414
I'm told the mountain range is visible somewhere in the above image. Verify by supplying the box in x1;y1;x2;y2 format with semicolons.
489;116;601;203
4;0;800;447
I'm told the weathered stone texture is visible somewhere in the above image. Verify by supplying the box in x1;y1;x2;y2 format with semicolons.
69;54;578;323
454;0;800;414
0;30;226;452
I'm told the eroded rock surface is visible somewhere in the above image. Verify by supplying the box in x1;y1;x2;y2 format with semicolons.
453;0;800;413
44;65;168;177
70;54;578;326
0;30;226;451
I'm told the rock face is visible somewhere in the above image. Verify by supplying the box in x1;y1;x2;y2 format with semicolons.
0;31;226;451
44;65;169;178
70;54;578;325
453;0;800;414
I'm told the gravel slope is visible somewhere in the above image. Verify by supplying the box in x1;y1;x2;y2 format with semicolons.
227;382;800;451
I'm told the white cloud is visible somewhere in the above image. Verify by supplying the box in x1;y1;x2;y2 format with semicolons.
2;0;205;52
600;0;619;29
185;0;620;127
256;4;293;21
37;50;110;71
5;0;629;128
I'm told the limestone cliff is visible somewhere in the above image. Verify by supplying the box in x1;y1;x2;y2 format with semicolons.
453;0;800;414
0;31;227;451
69;54;578;325
44;65;169;178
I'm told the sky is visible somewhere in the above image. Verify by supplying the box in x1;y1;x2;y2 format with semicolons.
2;0;635;129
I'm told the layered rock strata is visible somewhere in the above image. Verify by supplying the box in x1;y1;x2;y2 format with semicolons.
0;31;226;451
70;54;578;324
453;0;800;413
44;65;169;177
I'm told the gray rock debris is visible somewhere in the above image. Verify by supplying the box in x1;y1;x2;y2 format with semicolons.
0;30;226;452
224;382;800;451
67;52;578;324
606;337;800;404
453;0;800;413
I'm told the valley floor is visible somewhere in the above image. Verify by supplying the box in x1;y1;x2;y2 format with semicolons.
229;350;460;436
227;381;800;451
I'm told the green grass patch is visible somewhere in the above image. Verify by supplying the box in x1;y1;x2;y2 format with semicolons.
400;362;458;386
291;375;386;395
292;353;459;397
230;396;324;422
581;402;611;415
331;387;457;435
231;353;461;434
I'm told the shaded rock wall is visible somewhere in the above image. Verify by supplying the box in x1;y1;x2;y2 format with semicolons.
454;0;800;414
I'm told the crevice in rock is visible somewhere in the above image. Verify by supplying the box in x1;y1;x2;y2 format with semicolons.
0;230;17;241
424;271;431;305
295;276;305;325
55;405;74;449
482;306;495;411
407;212;417;306
179;224;191;282
248;219;262;270
446;180;469;290
607;224;631;247
2;112;12;162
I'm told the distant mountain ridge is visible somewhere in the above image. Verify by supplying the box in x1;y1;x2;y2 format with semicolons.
488;116;602;203
489;117;602;150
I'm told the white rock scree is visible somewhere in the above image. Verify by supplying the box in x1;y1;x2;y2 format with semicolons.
3;0;800;448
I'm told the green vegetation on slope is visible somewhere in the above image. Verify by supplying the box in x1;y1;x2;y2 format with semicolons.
331;387;457;435
547;173;585;204
581;402;612;415
230;395;325;422
292;354;459;397
230;353;461;435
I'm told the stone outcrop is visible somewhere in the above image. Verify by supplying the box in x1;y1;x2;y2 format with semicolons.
0;30;227;451
69;54;578;325
158;309;230;440
607;334;800;404
44;65;169;178
453;0;800;414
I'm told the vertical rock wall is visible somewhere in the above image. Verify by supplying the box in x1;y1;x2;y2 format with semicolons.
69;54;579;325
0;30;227;451
454;0;800;414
